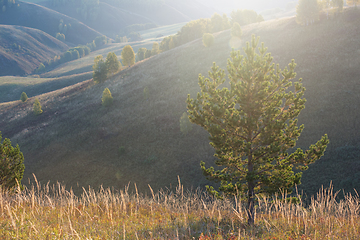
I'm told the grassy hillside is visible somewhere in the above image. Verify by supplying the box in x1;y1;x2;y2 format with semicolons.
0;24;69;76
0;1;102;45
139;22;187;39
0;72;92;103
0;9;360;198
0;32;169;102
39;1;153;38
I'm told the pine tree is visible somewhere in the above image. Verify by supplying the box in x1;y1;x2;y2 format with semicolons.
121;45;135;67
210;13;224;33
102;88;113;107
151;42;160;56
187;35;329;225
137;48;147;61
33;98;43;115
145;49;152;59
231;22;242;38
105;52;121;76
0;132;25;190
20;92;28;102
202;33;214;47
297;0;320;25
93;55;108;83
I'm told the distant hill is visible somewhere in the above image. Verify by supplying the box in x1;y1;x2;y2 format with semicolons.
0;25;69;76
0;1;102;45
39;1;153;37
0;9;359;198
39;0;216;37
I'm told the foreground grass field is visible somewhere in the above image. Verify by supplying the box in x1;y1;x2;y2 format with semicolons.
0;176;359;239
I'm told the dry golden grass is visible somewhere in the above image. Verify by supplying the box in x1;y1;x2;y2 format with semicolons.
0;176;359;239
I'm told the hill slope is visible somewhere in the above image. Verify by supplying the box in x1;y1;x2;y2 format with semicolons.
0;25;69;76
0;10;359;196
0;1;102;45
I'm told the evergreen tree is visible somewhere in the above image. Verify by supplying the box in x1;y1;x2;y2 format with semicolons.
121;45;135;66
145;49;152;59
202;33;214;47
36;63;46;73
33;98;43;115
105;52;121;76
231;22;242;38
20;92;28;102
93;55;108;83
102;88;113;107
137;48;147;61
230;9;260;26
55;32;65;42
187;35;329;225
151;42;160;56
0;132;25;190
210;13;225;33
296;0;320;25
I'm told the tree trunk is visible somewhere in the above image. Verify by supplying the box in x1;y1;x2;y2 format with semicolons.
247;153;255;225
247;179;255;225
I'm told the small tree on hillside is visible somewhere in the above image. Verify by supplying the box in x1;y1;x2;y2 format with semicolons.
297;0;320;25
137;48;147;61
33;98;43;115
145;49;152;59
0;132;25;190
102;88;113;107
231;22;242;38
93;55;108;83
151;42;160;56
20;92;28;102
187;35;329;225
210;13;225;33
36;63;46;73
55;32;65;42
121;45;135;67
105;52;121;76
202;33;214;47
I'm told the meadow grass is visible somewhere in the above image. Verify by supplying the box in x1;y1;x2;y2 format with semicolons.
0;176;359;239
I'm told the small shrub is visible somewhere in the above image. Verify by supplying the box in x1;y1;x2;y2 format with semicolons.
55;32;65;42
20;92;28;102
35;63;45;73
202;33;214;47
33;98;43;115
118;146;126;155
102;88;113;107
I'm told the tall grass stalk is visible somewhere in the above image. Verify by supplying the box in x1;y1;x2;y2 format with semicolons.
0;177;359;239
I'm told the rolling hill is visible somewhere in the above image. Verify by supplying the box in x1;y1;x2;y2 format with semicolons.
0;21;185;103
0;0;102;45
0;9;359;198
0;24;69;76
